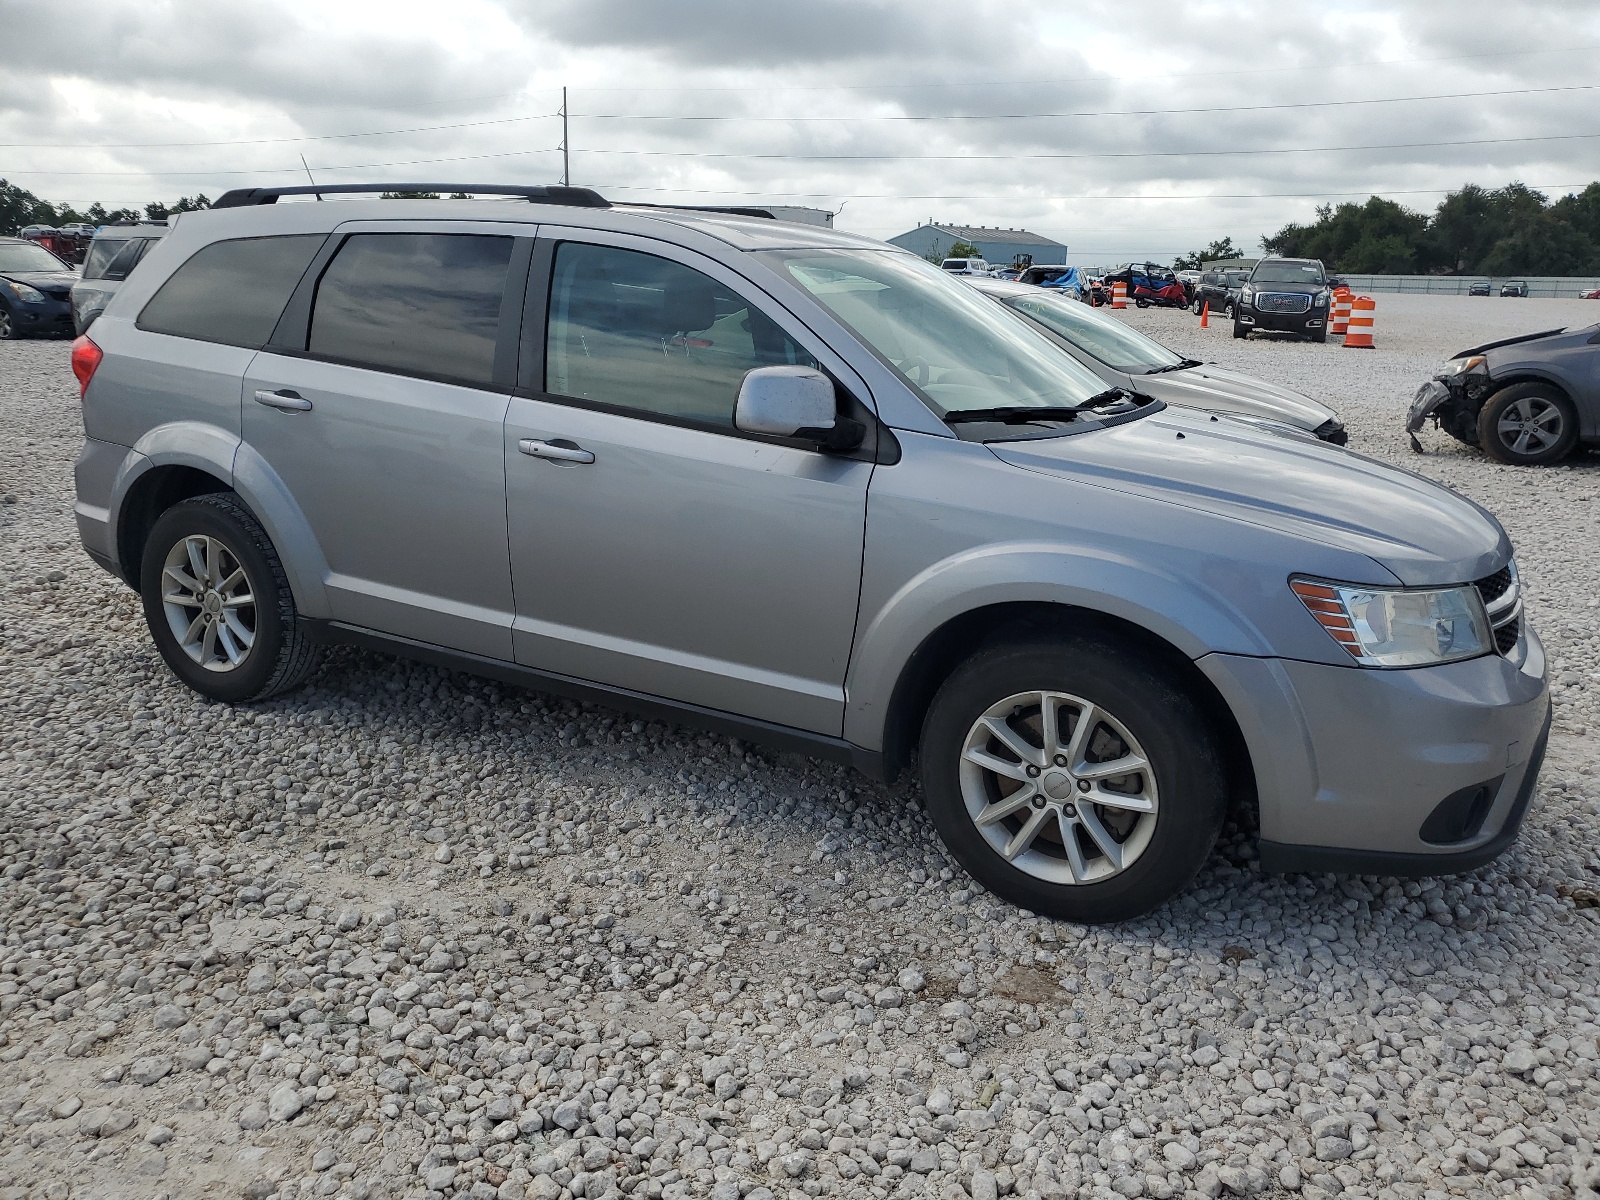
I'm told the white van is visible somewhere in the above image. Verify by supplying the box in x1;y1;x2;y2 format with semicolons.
940;257;990;275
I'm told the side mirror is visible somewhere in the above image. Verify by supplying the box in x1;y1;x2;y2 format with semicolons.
735;366;863;450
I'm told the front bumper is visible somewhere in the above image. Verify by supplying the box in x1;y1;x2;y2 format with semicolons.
1199;623;1551;875
3;297;73;336
1236;307;1325;333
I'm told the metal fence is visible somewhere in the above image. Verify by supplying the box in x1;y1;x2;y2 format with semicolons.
1333;275;1600;298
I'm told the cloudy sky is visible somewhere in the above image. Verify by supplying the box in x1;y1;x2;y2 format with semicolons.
4;0;1600;263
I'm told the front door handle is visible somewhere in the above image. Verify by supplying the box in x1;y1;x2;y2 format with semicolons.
253;389;312;412
518;438;595;464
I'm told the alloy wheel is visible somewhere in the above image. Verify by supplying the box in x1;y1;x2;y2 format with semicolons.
0;308;13;340
958;690;1159;885
160;534;257;672
1495;396;1565;457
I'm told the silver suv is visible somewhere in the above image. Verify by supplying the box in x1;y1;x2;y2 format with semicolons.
70;183;1551;922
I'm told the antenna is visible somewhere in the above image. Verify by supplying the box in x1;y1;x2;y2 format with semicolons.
561;87;570;188
300;155;323;201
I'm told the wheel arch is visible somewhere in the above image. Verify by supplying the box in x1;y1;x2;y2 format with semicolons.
869;600;1258;827
115;463;233;587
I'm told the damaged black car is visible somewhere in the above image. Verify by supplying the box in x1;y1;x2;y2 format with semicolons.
1408;323;1600;465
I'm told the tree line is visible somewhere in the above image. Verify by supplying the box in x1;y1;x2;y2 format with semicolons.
1;179;210;235
1258;182;1600;276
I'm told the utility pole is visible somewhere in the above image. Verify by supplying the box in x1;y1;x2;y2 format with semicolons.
561;87;569;187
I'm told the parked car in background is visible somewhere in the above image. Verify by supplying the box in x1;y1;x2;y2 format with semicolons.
1235;258;1333;341
72;223;168;334
1191;268;1250;317
970;278;1347;443
1176;269;1202;289
1408;322;1600;465
70;182;1547;921
0;236;78;339
939;256;991;275
1018;264;1085;298
1103;262;1189;308
1468;281;1492;297
1501;281;1530;297
1582;287;1600;300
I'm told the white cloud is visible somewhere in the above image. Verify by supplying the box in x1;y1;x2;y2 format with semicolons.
3;0;1599;262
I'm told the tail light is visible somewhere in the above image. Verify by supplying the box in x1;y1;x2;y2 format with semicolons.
70;335;103;398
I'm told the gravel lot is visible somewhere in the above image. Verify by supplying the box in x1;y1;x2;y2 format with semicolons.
2;295;1598;1200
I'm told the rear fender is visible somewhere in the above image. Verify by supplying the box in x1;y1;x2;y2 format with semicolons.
113;421;332;617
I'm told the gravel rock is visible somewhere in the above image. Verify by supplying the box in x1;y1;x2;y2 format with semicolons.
2;311;1598;1199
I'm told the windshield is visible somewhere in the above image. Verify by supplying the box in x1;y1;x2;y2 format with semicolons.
0;242;69;273
1004;290;1185;374
763;248;1110;416
1253;261;1325;285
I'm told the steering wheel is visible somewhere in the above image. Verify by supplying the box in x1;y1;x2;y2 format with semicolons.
895;357;931;386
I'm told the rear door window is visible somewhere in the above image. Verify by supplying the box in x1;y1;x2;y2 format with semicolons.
308;233;513;388
138;235;324;348
81;238;129;281
544;241;818;430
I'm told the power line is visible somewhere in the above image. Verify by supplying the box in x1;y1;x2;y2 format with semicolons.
7;79;1597;152
12;127;1600;179
574;82;1600;123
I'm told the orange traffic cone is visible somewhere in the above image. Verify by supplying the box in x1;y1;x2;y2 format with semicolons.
1329;287;1352;336
1112;280;1127;309
1343;296;1375;348
1199;301;1210;328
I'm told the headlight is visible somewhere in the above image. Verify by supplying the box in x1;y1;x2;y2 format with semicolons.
4;281;47;303
1240;287;1253;307
1291;577;1491;667
1436;354;1486;378
1313;291;1329;306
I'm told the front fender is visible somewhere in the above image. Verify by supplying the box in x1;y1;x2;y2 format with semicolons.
842;541;1275;751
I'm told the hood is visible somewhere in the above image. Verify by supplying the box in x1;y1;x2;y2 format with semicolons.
1249;279;1326;296
1458;327;1571;357
987;406;1509;585
1;269;77;293
1134;362;1338;433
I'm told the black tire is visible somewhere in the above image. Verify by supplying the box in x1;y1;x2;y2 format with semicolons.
1192;295;1206;315
140;492;322;703
0;305;17;340
1232;319;1248;339
1311;325;1327;344
1476;383;1578;466
919;635;1226;923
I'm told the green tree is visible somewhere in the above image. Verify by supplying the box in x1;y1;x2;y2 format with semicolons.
1173;237;1242;271
0;179;46;234
946;240;983;260
1479;211;1598;275
1262;196;1430;272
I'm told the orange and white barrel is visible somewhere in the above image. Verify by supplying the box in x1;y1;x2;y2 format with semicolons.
1343;296;1375;348
1111;280;1127;309
1329;288;1352;336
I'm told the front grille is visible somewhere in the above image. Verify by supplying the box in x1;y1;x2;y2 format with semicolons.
1255;292;1312;314
1476;567;1512;606
1474;563;1520;655
1495;617;1520;655
1313;419;1348;445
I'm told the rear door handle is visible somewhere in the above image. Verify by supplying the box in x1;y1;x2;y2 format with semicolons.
253;389;312;412
518;438;595;464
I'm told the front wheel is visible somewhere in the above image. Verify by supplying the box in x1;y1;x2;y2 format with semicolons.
0;305;16;340
919;636;1226;923
1232;319;1248;339
140;493;322;702
1477;383;1577;465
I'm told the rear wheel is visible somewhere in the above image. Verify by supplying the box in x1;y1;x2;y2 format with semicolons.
1477;383;1577;465
919;636;1226;923
140;493;322;703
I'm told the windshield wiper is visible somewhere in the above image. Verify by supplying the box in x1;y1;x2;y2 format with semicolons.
1143;359;1201;374
942;388;1136;424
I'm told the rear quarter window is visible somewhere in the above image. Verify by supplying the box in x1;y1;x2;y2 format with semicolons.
81;238;128;281
137;235;325;348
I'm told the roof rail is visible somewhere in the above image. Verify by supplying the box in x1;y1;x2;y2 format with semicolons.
636;204;776;220
210;183;610;210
